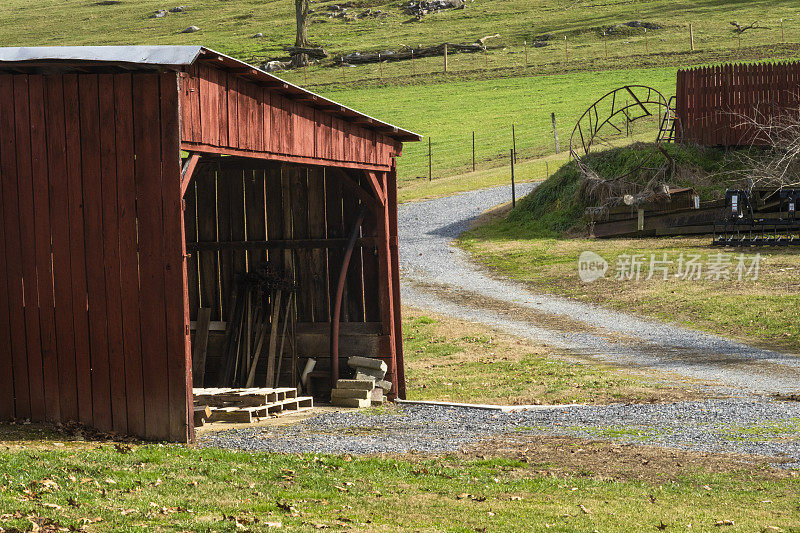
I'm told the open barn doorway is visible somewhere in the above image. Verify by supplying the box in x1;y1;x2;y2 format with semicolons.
183;156;397;402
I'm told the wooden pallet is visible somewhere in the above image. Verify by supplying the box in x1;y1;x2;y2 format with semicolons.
193;387;312;424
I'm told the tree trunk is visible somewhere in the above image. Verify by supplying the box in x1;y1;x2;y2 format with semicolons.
292;0;310;68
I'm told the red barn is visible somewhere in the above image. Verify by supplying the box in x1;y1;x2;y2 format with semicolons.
0;46;420;442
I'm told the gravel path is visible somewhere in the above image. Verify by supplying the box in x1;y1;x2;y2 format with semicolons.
202;185;800;461
200;401;800;467
398;184;800;396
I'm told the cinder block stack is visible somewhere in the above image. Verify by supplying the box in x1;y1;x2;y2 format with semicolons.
329;357;393;407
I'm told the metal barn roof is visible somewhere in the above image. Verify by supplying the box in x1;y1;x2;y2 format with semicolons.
0;46;421;142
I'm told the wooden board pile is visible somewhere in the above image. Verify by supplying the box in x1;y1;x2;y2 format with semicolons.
330;357;392;408
217;263;296;389
193;387;313;425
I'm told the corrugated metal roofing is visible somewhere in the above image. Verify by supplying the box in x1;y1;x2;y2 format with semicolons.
0;45;421;142
0;46;204;66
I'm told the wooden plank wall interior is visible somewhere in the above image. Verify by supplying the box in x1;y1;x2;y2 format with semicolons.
676;62;800;147
184;159;391;388
179;64;400;168
0;72;189;442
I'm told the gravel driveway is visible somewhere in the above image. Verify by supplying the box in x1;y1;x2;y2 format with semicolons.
202;185;800;461
398;184;800;396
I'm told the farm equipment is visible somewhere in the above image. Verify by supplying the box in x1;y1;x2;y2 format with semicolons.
713;188;800;246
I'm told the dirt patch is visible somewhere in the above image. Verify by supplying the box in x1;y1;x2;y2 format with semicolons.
455;434;797;482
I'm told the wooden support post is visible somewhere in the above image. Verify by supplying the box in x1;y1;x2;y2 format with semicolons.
411;50;415;76
564;35;568;61
551;112;560;154
781;19;784;42
341;56;346;82
689;23;694;51
379;53;383;81
374;171;399;398
181;153;201;197
444;43;448;73
644;28;648;54
524;41;528;67
603;32;608;59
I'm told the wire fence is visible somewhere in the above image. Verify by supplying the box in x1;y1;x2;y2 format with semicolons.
280;18;800;89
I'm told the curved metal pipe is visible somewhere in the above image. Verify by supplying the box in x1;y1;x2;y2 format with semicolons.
330;205;367;392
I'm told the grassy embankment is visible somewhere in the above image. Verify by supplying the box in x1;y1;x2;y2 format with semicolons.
461;145;800;354
0;421;798;532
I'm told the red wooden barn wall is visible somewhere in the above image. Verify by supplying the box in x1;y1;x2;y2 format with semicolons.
676;62;800;146
0;71;190;442
179;64;406;398
179;64;401;169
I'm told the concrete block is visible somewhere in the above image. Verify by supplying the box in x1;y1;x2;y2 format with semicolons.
355;368;386;381
331;397;371;408
347;356;387;372
375;380;392;392
336;379;375;391
370;388;384;402
331;388;371;400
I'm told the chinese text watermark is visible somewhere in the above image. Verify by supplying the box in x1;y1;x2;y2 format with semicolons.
579;252;760;283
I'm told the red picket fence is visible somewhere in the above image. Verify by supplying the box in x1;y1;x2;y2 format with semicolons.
675;62;800;146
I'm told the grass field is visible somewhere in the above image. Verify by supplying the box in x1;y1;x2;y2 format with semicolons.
459;147;800;354
1;423;798;532
3;0;800;194
401;307;704;405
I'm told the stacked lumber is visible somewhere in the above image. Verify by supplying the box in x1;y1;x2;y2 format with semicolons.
329;357;392;408
193;387;313;424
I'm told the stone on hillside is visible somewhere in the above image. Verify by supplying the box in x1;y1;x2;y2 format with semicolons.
169;6;186;12
253;32;264;38
151;9;168;18
181;26;200;33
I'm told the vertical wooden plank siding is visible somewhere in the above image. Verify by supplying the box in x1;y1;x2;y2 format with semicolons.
79;74;114;432
98;74;127;434
114;73;147;439
677;61;800;146
0;75;20;420
44;76;79;422
63;75;94;426
306;168;329;322
29;75;61;422
14;75;47;422
160;73;190;443
133;74;171;441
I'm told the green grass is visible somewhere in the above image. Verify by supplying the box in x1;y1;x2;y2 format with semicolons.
459;148;800;353
721;418;800;442
401;309;699;405
1;426;799;531
4;0;800;195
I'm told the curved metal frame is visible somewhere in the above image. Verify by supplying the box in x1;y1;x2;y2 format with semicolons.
569;85;680;182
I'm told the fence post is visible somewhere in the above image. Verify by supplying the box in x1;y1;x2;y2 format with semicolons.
484;47;488;68
444;43;448;73
472;131;476;172
510;149;516;208
781;19;784;42
644;28;648;53
379;53;383;81
564;35;568;61
512;124;517;164
428;137;432;181
689;23;694;51
341;56;346;83
603;32;608;59
524;41;528;67
551;112;560;154
304;62;308;85
411;49;415;77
